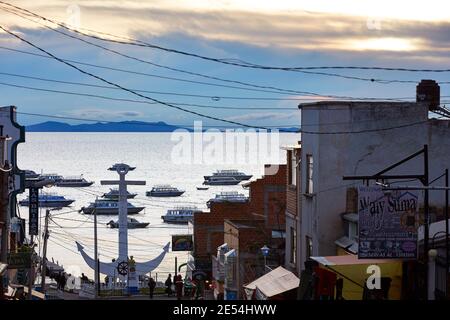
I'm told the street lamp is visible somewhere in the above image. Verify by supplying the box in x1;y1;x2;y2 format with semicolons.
260;245;270;273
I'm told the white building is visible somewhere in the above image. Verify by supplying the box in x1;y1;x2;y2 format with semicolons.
296;96;450;274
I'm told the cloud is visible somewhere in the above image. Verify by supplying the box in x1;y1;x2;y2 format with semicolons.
4;0;450;59
66;108;143;119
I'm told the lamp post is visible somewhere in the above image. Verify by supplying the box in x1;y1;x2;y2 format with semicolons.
260;245;270;274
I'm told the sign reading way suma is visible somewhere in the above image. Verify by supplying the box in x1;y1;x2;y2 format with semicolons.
358;186;419;259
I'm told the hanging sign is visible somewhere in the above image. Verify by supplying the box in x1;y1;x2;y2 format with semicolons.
358;186;419;259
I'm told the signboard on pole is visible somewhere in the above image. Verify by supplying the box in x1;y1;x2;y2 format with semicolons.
28;187;39;236
7;252;31;269
172;234;193;251
358;186;419;259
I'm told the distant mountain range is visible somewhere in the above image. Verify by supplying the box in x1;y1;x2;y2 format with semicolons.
26;121;299;132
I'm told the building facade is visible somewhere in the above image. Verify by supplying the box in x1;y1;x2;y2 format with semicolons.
296;97;450;275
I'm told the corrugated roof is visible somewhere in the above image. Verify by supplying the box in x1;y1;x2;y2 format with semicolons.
244;266;299;298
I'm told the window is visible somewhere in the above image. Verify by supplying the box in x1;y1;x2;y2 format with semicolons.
289;151;297;186
306;154;314;194
290;227;297;264
306;236;313;259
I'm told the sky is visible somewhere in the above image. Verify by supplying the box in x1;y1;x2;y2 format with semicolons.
0;0;450;128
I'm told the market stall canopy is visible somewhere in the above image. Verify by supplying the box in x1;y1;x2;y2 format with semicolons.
311;255;403;300
244;266;300;299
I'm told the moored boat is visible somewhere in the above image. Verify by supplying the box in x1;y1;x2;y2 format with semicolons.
202;176;240;185
19;194;75;207
106;218;149;229
204;169;252;181
196;186;209;190
146;185;185;197
102;188;137;200
55;175;94;187
161;206;201;224
80;199;144;215
206;191;248;208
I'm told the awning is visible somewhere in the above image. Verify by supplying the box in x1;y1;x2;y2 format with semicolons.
311;255;403;300
244;266;299;299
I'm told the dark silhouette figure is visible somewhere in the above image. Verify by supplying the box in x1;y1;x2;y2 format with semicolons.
165;274;173;297
175;275;183;300
148;277;156;299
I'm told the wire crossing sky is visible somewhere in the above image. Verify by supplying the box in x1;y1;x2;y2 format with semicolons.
0;0;449;126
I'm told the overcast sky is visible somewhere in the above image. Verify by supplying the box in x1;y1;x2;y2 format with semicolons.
1;0;449;127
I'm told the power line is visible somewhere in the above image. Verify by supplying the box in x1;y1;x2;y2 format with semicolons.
0;71;423;102
0;26;281;131
3;4;393;97
2;1;450;74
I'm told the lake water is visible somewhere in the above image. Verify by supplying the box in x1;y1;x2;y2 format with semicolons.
17;132;299;280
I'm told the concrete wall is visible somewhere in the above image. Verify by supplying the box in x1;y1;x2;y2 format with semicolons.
298;101;450;271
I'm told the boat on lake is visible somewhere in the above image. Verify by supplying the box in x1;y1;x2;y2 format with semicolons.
204;169;252;182
80;200;144;215
161;206;201;224
202;176;241;185
39;174;94;187
146;185;185;197
106;218;149;229
102;188;137;200
19;194;74;207
196;186;209;190
206;191;248;208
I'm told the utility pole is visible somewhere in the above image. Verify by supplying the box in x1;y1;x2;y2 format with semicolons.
175;256;178;277
40;209;50;294
423;145;430;300
94;199;99;299
0;163;9;264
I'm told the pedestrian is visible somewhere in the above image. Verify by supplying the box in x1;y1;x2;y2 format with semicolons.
175;275;183;300
165;274;173;297
148;277;156;299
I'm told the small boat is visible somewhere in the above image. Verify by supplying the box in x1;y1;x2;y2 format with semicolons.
206;191;248;208
39;173;63;182
106;218;149;229
80;200;144;215
196;186;209;190
202;176;241;185
55;175;94;187
19;194;75;207
102;188;137;200
146;185;185;197
161;206;201;224
204;169;252;182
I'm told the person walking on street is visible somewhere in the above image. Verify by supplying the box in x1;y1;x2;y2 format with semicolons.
175;275;183;300
148;277;156;299
165;274;173;297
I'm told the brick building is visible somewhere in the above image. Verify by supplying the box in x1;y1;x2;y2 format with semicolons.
190;164;287;299
282;143;301;274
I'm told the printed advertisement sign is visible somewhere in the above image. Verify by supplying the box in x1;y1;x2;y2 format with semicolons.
358;186;419;259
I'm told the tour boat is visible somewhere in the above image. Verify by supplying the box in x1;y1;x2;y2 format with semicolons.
146;185;185;197
202;176;241;185
102;188;137;200
204;169;252;182
196;186;209;190
39;174;94;187
161;206;201;224
206;191;248;208
106;218;149;229
19;194;75;207
80;199;144;215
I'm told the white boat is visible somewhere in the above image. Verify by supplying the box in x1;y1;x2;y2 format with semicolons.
204;169;252;181
102;188;137;200
19;194;74;207
80;200;144;215
106;218;149;229
203;176;241;185
39;174;94;187
161;206;201;224
206;191;248;208
146;185;185;197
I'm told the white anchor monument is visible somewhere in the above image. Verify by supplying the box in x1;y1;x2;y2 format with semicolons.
76;163;170;294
